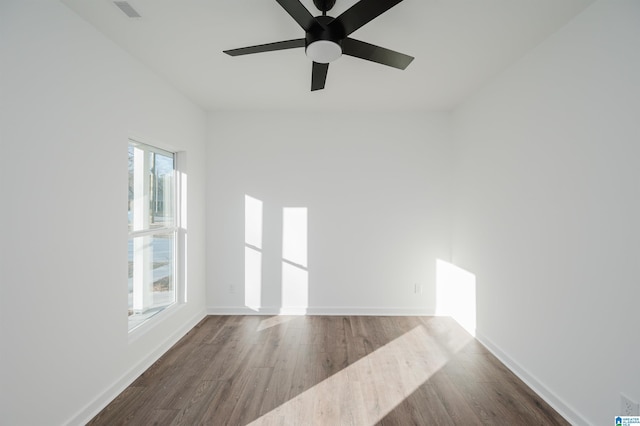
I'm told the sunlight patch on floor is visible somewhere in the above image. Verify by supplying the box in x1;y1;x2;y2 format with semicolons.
248;324;473;425
256;315;299;332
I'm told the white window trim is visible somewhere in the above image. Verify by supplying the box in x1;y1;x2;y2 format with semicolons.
128;139;186;334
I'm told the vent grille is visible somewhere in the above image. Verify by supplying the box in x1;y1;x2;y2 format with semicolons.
114;1;141;18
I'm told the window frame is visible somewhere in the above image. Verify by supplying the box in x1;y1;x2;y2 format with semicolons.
127;139;180;332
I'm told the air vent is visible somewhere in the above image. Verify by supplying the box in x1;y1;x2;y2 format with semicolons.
114;1;141;18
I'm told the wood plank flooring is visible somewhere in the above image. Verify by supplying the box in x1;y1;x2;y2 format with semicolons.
89;316;569;425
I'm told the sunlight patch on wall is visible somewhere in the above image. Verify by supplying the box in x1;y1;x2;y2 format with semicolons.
244;246;262;310
245;195;263;248
245;195;263;311
436;259;477;336
281;207;308;314
177;165;188;303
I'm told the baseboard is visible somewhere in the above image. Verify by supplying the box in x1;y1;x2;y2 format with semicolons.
206;305;436;316
475;331;591;426
66;308;207;426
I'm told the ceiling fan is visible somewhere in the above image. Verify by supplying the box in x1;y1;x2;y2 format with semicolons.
223;0;414;91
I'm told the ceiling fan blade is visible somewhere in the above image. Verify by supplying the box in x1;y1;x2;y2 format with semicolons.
224;39;305;56
311;62;329;91
329;0;405;37
342;38;413;69
276;0;322;32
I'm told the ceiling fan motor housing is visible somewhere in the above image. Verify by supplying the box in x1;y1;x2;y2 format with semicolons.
305;15;344;63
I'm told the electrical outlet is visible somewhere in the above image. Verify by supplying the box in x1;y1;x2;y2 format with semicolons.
413;283;423;294
228;284;235;294
621;393;639;416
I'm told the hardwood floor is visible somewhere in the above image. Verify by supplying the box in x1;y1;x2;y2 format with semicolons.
89;316;568;425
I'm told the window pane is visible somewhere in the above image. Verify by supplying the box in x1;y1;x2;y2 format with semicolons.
128;140;177;332
128;233;175;331
128;144;174;232
150;152;174;229
128;145;135;232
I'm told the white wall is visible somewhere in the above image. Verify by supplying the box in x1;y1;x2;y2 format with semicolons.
0;1;207;424
207;111;452;314
3;0;635;424
451;1;640;424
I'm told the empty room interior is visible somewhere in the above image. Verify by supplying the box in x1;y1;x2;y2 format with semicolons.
1;0;639;425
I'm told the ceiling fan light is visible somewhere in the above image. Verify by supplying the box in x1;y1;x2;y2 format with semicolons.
305;40;342;64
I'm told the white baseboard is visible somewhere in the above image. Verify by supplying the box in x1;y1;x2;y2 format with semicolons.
206;305;436;316
475;331;591;426
66;308;207;426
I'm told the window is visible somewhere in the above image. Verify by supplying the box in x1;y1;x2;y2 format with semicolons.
128;140;177;331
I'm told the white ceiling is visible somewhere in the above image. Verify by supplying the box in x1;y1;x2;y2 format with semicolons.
61;0;593;112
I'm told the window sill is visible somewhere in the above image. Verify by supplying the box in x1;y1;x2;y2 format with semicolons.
127;302;185;344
